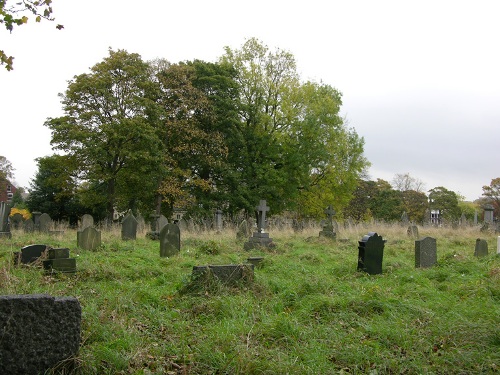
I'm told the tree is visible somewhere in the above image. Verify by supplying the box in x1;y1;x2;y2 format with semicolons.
45;49;162;221
482;177;500;218
1;0;63;70
428;186;460;224
401;189;428;223
0;155;14;180
392;172;425;193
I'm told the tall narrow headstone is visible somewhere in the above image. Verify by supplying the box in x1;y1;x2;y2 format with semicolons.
401;211;409;226
215;209;223;233
415;237;437;268
357;232;385;275
121;211;138;240
160;223;180;257
474;238;488;257
0;201;11;238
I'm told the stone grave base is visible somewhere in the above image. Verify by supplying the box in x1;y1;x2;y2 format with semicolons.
319;227;336;239
244;232;275;250
192;264;254;286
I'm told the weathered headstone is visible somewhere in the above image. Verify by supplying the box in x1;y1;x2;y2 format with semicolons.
77;226;102;250
484;204;494;223
474;238;488;257
0;294;81;374
10;212;23;230
38;213;53;232
192;264;254;286
415;236;437;268
0;201;11;238
16;244;48;264
237;219;250;239
215;209;223;233
43;248;77;274
357;232;385;275
32;211;42;231
80;214;94;231
407;225;419;238
319;205;337;239
121;211;138;240
158;215;169;232
136;214;146;234
160;223;180;257
244;200;274;250
23;218;34;233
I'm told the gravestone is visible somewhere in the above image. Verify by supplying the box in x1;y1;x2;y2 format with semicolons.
43;248;77;274
0;294;81;374
319;205;337;239
401;211;409;226
10;212;23;230
357;232;385;275
160;223;180;257
215;209;223;233
23;218;34;233
0;201;11;238
32;211;42;231
77;226;102;250
192;264;254;286
237;219;250;239
15;244;48;265
415;236;437;268
80;214;94;231
158;215;169;231
121;211;138;240
474;238;488;257
484;204;494;223
38;213;52;232
244;200;274;250
178;218;188;232
136;214;146;234
407;225;419;238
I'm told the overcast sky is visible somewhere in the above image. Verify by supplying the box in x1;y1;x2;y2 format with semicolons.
1;0;498;201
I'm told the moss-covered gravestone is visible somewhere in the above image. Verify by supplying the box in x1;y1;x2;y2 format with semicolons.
474;238;488;257
121;211;138;240
160;223;180;257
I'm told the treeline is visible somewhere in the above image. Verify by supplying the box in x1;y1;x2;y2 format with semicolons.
26;39;369;222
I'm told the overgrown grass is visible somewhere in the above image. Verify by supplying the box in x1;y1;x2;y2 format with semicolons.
0;223;499;374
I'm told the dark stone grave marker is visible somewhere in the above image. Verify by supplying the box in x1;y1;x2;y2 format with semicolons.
77;226;101;250
357;232;385;275
121;211;138;240
43;248;76;274
160;223;180;257
0;294;81;374
415;236;437;268
474;238;488;257
16;244;48;265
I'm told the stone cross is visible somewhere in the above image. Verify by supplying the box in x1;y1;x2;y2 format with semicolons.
324;206;336;226
256;200;269;233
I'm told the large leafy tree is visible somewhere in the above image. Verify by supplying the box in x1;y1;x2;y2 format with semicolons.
401;189;428;223
1;0;63;70
428;186;461;224
45;49;162;221
482;177;500;218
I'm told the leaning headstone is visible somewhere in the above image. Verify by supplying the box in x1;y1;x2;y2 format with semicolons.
244;200;274;250
43;248;77;274
15;244;48;265
10;212;23;230
192;264;254;286
77;226;102;250
38;213;53;232
160;223;180;257
0;201;11;238
415;237;437;268
121;211;138;240
80;214;94;231
407;225;419;238
474;238;488;257
319;205;337;239
357;232;385;275
0;294;81;374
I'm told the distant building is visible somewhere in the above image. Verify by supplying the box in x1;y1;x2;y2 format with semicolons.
430;209;440;225
0;180;17;203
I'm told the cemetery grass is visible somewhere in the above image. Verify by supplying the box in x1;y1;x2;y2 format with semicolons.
1;225;499;374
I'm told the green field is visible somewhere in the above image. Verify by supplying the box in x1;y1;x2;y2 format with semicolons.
1;224;499;374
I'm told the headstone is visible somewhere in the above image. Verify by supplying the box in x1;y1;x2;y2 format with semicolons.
415;237;437;268
80;214;94;231
215;209;223;233
16;244;48;264
43;248;77;273
10;212;23;230
484;204;494;223
32;211;42;231
0;294;81;374
244;200;275;250
38;213;52;232
77;226;102;250
357;232;385;275
237;219;250;239
178;218;188;232
474;238;488;257
23;218;34;233
121;211;138;240
158;215;169;232
160;223;180;257
136;214;146;233
407;225;419;238
401;211;409;226
0;201;11;238
192;264;254;286
459;213;467;227
319;205;337;239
